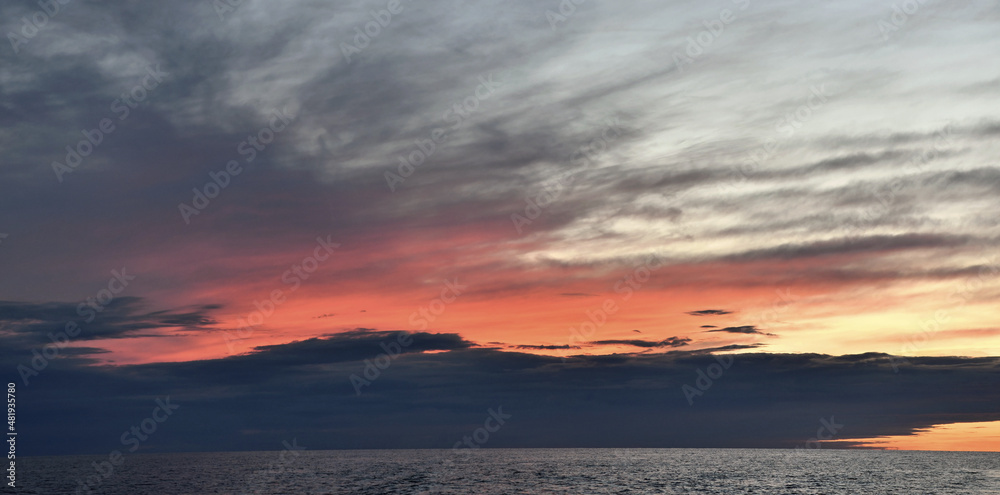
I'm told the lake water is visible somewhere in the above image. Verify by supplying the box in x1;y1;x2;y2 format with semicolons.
14;448;1000;494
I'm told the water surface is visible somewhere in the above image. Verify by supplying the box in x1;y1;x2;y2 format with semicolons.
16;448;1000;494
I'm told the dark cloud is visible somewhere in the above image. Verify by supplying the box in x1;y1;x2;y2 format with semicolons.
590;337;691;348
0;0;999;465
695;344;767;353
706;326;777;337
513;344;580;350
700;325;717;328
239;330;474;366
722;234;973;262
687;310;732;316
0;297;218;343
7;331;999;457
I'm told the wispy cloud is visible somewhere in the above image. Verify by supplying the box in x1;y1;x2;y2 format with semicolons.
590;337;692;348
705;325;776;337
687;310;733;316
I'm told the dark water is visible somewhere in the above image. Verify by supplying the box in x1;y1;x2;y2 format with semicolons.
13;448;1000;494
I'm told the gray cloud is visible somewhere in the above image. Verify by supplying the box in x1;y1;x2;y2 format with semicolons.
590;337;691;348
514;344;580;350
0;297;218;342
705;325;776;337
1;0;999;463
687;310;732;316
7;330;1000;457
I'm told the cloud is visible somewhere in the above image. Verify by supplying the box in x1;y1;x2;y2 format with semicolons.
241;330;475;365
9;331;1000;456
1;0;1000;462
687;310;733;316
0;297;218;344
590;337;691;348
514;344;580;350
705;326;777;337
722;234;973;262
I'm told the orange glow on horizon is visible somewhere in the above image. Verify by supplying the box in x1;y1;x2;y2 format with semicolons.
834;421;1000;452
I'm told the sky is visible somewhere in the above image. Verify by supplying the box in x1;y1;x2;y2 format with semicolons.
0;0;999;456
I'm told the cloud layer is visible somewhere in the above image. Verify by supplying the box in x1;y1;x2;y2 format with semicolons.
0;0;999;455
5;330;999;455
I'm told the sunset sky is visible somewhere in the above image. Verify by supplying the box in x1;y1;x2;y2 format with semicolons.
1;0;998;455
